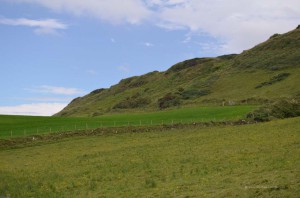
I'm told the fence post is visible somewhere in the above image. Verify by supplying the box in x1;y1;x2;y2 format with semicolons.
140;120;142;126
172;120;174;126
11;130;12;137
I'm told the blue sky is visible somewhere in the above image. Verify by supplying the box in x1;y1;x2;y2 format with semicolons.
0;0;299;116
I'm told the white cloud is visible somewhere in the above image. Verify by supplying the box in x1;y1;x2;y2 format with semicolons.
143;42;154;47
13;0;151;24
182;36;191;43
154;0;300;53
27;85;85;95
0;17;67;35
0;103;67;116
8;0;300;53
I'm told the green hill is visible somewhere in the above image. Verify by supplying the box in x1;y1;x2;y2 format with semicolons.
56;26;300;117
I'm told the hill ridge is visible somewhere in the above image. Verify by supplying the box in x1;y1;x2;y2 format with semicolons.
55;26;300;117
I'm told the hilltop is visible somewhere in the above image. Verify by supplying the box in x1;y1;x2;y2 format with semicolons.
56;26;300;117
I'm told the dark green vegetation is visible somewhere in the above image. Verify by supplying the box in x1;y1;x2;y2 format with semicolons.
56;27;300;117
247;98;300;122
1;118;299;197
0;105;255;138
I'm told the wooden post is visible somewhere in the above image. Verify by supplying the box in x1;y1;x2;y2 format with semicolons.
50;128;52;133
151;120;153;125
11;130;12;137
172;120;174;126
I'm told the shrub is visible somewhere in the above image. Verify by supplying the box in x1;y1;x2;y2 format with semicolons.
181;89;211;99
247;98;300;121
270;33;281;39
113;93;150;109
255;73;290;89
157;93;181;109
90;88;106;95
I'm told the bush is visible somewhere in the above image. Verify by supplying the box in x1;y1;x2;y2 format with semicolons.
157;93;181;109
247;98;300;121
270;33;281;39
255;73;290;89
113;93;150;109
90;88;106;95
181;89;211;99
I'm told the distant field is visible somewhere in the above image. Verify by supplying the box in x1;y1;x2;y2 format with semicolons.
0;105;256;138
0;117;299;197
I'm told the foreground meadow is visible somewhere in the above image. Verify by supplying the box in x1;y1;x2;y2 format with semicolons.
0;117;299;197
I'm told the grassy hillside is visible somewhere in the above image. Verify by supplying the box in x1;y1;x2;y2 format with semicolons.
0;105;255;138
56;27;300;117
1;117;299;197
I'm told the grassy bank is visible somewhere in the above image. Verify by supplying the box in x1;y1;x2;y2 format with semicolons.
0;117;299;197
0;105;255;138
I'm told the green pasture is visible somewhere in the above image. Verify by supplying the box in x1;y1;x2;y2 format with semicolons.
0;117;299;197
0;105;256;138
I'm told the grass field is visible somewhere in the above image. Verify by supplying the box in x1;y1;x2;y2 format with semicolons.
0;105;256;138
0;117;299;197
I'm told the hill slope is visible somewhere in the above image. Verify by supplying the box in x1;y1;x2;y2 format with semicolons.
56;26;300;117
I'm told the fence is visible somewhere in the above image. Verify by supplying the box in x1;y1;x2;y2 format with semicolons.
0;117;235;139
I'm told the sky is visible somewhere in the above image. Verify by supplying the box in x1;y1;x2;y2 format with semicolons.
0;0;299;116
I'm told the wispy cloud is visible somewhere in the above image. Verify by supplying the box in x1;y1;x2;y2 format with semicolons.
22;97;72;102
0;17;67;35
12;0;151;24
117;65;130;73
154;0;300;53
111;38;116;43
26;85;85;95
143;42;154;47
9;0;300;53
87;69;97;75
0;103;67;116
182;36;191;44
